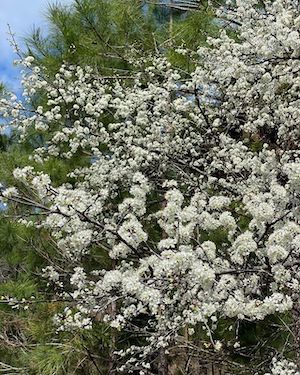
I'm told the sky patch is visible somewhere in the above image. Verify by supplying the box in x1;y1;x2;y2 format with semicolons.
0;0;73;95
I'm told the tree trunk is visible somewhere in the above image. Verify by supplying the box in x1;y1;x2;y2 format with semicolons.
158;347;168;375
293;304;300;369
207;364;224;375
108;259;117;374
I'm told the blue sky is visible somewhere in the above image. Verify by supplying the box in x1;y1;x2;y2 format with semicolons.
0;0;73;94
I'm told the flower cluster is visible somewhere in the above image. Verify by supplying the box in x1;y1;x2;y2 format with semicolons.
2;0;300;372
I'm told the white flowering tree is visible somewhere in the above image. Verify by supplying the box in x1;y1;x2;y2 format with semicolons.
2;0;300;373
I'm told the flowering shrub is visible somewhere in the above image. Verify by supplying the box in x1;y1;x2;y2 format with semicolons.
265;358;300;375
2;0;300;372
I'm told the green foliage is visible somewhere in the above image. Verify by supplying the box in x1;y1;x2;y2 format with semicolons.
24;0;220;75
25;0;159;74
0;278;37;299
24;345;79;375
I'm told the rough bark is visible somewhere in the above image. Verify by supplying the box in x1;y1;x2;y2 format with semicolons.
158;347;169;375
293;304;300;369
